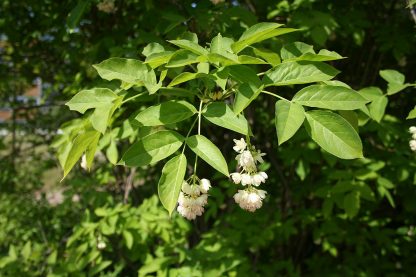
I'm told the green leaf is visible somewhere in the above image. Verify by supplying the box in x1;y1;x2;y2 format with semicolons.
407;106;416;119
252;47;281;66
238;55;267;64
369;95;388;122
122;230;133;250
379;69;405;84
89;261;112;276
134;100;197;126
106;139;118;165
210;33;237;63
67;0;90;33
285;50;344;62
275;100;305;145
379;69;410;95
264;61;340;86
142;42;165;57
339;111;358;132
227;65;263;114
85;131;100;169
232;23;296;53
168;72;212;87
228;65;262;86
89;103;113;133
119;130;184;167
168;39;208;56
186;135;229;176
93;58;156;86
304;110;363;159
234;83;264;114
159;87;198;97
203;102;249;135
344;191;360;218
145;51;174;69
166;50;202;68
21;241;31;261
66;88;117;113
322;198;334;218
158;154;187;216
63;130;100;178
359;87;383;101
293;85;368;110
281;42;315;60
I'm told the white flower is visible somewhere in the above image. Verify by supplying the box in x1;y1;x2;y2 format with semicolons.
97;241;106;250
177;181;209;220
251;172;268;186
412;133;416;140
252;174;264;186
200;179;211;193
72;194;80;203
177;203;205;220
182;181;200;197
233;138;247;153
233;188;267;212
241;173;253;186
252;147;266;164
409;126;416;134
237;150;256;170
230;173;242;184
410;140;416;151
260;172;268;179
80;154;88;170
196;194;208;206
46;190;64;206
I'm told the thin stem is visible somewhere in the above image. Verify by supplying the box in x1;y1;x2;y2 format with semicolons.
121;93;144;104
193;100;204;175
182;117;198;154
197;100;203;135
261;90;289;101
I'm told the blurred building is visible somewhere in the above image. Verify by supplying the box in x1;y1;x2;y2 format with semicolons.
0;78;42;123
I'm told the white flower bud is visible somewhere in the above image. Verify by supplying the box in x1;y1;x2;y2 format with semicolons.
97;241;106;250
409;126;416;134
200;179;211;193
80;154;88;170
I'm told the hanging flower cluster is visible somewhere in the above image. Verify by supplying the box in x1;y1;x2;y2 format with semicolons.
177;178;211;220
231;138;268;212
409;126;416;151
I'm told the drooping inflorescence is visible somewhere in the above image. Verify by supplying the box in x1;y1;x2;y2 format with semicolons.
231;138;268;212
177;178;211;220
409;126;416;151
